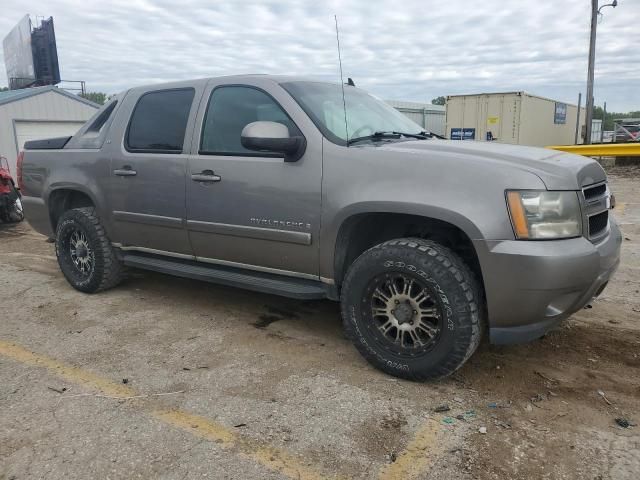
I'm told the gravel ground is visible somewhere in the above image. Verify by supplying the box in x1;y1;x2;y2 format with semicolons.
1;167;638;480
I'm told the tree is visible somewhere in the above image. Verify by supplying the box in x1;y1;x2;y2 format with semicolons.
431;96;446;106
592;106;640;131
79;92;108;105
0;87;9;92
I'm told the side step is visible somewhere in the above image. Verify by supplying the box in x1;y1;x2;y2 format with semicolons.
122;253;328;300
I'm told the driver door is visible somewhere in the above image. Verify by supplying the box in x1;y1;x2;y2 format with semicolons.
186;80;323;277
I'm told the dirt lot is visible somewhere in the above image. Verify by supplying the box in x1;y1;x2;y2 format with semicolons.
1;167;639;480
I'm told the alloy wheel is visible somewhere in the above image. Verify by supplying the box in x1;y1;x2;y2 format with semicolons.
367;273;443;355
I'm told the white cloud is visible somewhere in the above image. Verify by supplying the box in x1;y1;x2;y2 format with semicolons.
1;0;638;111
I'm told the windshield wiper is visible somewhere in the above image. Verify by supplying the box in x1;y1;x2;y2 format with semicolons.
347;131;400;146
418;130;446;140
346;130;445;146
393;131;430;139
348;130;434;146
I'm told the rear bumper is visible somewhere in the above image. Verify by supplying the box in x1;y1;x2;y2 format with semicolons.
475;217;622;345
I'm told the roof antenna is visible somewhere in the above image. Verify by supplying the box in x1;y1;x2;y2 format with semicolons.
334;15;349;144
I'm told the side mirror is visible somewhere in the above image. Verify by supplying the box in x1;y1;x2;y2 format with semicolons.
240;121;306;162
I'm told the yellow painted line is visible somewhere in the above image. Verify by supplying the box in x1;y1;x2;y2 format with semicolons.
0;340;336;480
546;143;640;157
154;409;237;445
377;419;443;480
0;340;135;397
155;409;330;480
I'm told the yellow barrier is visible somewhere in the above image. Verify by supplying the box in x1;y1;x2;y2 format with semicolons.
546;143;640;157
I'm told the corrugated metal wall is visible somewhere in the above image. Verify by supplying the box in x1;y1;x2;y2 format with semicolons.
386;100;446;136
0;90;97;175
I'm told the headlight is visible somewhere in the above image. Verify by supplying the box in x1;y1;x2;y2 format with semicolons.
506;190;582;239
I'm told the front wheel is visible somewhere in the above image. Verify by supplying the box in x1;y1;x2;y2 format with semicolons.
340;238;484;380
55;207;125;293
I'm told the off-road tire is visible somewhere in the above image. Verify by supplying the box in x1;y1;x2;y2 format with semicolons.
340;238;483;380
55;207;125;293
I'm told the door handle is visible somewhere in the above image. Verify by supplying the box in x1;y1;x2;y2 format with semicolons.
114;166;137;176
191;170;221;182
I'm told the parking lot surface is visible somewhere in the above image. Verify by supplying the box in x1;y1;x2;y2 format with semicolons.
1;167;639;480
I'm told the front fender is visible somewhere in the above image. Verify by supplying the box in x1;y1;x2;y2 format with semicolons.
319;201;484;281
333;201;484;241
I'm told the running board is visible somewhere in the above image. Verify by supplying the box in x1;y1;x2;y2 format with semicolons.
122;253;328;300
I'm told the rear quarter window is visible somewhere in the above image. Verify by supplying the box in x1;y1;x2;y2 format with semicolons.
85;99;118;135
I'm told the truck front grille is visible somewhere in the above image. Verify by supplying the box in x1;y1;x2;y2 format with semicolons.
582;182;610;241
583;183;606;201
589;210;609;237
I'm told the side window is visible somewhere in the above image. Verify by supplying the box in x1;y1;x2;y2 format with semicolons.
200;86;301;155
126;88;195;153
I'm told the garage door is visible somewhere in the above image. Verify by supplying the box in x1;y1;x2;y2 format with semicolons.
6;120;86;176
14;120;86;151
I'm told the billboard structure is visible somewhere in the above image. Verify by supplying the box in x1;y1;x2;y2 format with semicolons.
2;15;35;89
2;15;61;90
31;17;61;87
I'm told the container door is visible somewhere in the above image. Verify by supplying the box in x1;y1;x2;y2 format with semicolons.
485;95;503;142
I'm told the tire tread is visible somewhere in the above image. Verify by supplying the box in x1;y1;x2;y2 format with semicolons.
341;237;484;380
55;207;125;293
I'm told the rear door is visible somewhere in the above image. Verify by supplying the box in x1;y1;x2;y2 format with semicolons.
106;85;202;255
185;79;323;277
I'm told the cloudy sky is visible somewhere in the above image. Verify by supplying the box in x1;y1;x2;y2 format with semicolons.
1;0;639;111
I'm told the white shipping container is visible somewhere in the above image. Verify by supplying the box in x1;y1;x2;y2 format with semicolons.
445;92;586;147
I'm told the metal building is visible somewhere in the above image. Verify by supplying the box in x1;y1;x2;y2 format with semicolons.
0;85;98;176
386;100;445;136
445;92;586;147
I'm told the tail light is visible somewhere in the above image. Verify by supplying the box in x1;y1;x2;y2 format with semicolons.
16;151;24;192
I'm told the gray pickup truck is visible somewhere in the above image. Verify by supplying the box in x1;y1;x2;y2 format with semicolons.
19;75;621;380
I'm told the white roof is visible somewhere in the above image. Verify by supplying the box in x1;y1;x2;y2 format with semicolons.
385;99;445;112
0;85;99;109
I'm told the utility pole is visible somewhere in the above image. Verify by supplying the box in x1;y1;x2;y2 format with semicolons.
600;101;607;143
585;0;618;144
575;92;582;144
585;0;598;144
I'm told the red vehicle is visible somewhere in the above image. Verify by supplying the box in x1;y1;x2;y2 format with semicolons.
0;156;24;223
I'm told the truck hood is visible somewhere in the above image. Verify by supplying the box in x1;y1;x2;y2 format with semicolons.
380;140;606;190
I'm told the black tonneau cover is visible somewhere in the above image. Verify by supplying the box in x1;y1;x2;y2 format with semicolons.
23;136;72;150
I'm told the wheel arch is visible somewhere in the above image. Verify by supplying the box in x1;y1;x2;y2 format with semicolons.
47;185;98;232
330;205;484;294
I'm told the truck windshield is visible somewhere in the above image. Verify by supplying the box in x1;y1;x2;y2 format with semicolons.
282;81;423;146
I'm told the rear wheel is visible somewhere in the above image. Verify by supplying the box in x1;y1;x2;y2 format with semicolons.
55;207;125;293
340;238;483;380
